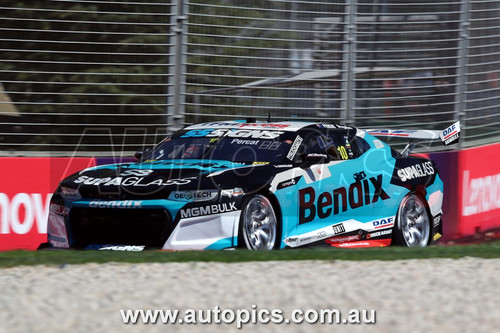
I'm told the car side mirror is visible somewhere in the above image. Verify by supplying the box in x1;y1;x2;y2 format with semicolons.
300;153;330;168
134;151;143;161
134;147;151;161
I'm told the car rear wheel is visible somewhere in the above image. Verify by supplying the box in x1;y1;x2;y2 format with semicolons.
394;193;431;247
240;195;279;250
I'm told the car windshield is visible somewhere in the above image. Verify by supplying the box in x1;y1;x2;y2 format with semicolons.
144;128;296;163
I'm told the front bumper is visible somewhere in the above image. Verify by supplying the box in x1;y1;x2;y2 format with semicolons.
47;198;242;250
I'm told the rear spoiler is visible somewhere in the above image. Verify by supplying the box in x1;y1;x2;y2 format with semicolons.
366;121;460;155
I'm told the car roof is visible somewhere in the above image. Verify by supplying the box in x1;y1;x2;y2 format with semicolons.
183;120;351;132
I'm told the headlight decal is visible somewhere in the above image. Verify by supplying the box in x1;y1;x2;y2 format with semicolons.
60;186;81;200
48;203;69;248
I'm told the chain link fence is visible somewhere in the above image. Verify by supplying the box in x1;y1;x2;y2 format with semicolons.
1;0;499;156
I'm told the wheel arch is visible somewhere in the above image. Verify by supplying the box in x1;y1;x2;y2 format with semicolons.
261;189;284;249
393;190;433;247
237;189;283;250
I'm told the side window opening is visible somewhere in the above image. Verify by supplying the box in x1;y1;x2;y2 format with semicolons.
298;130;353;161
294;129;372;163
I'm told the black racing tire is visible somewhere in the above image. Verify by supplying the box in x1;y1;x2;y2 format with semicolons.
394;193;432;247
238;194;281;250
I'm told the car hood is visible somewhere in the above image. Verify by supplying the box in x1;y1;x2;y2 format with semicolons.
60;159;280;199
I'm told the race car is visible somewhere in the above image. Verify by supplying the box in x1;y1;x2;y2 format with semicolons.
45;119;460;250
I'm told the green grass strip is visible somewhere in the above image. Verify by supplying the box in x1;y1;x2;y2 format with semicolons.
1;241;500;268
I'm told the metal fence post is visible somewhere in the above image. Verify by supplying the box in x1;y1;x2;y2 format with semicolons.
341;0;357;126
167;0;187;133
454;0;470;148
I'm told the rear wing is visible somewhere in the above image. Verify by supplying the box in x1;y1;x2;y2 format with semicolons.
366;121;460;155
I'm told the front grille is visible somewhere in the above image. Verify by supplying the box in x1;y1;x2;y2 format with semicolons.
69;208;171;248
78;189;169;200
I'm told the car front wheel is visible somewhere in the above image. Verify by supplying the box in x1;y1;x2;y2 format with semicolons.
394;193;431;247
240;195;279;250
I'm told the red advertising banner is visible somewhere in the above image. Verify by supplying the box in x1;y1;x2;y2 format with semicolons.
0;158;95;250
458;142;500;236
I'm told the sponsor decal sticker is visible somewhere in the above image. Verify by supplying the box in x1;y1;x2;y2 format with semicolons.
298;236;313;244
240;123;290;129
274;164;293;168
85;244;146;251
373;140;384;149
180;202;237;219
433;215;441;227
226;130;284;140
308;153;328;158
89;200;143;208
258;141;282;150
189;122;240;128
433;233;442;241
397;161;435;182
338;242;372;248
316;124;337;129
335;125;353;130
298;175;390;224
439;121;460;145
286;223;355;247
181;129;284;139
332;223;346;235
368;130;416;137
334;239;392;248
367;229;392;239
326;234;362;244
181;129;232;138
220;188;245;198
277;176;302;190
317;231;327;239
287;135;303;160
372;217;394;229
444;134;459;145
236;123;290;129
230;139;259;145
74;176;197;187
190;122;291;129
120;169;154;177
168;190;218;202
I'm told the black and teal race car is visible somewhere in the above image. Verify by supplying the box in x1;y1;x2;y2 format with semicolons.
46;120;460;250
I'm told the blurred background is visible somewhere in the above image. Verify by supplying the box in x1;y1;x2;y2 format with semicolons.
1;0;499;156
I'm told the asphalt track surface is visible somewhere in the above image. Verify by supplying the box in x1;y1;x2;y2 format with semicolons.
0;258;499;333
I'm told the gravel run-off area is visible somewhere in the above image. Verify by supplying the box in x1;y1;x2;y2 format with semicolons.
0;258;499;333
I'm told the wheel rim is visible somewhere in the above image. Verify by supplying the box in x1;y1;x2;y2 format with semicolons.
398;194;430;247
242;195;277;250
